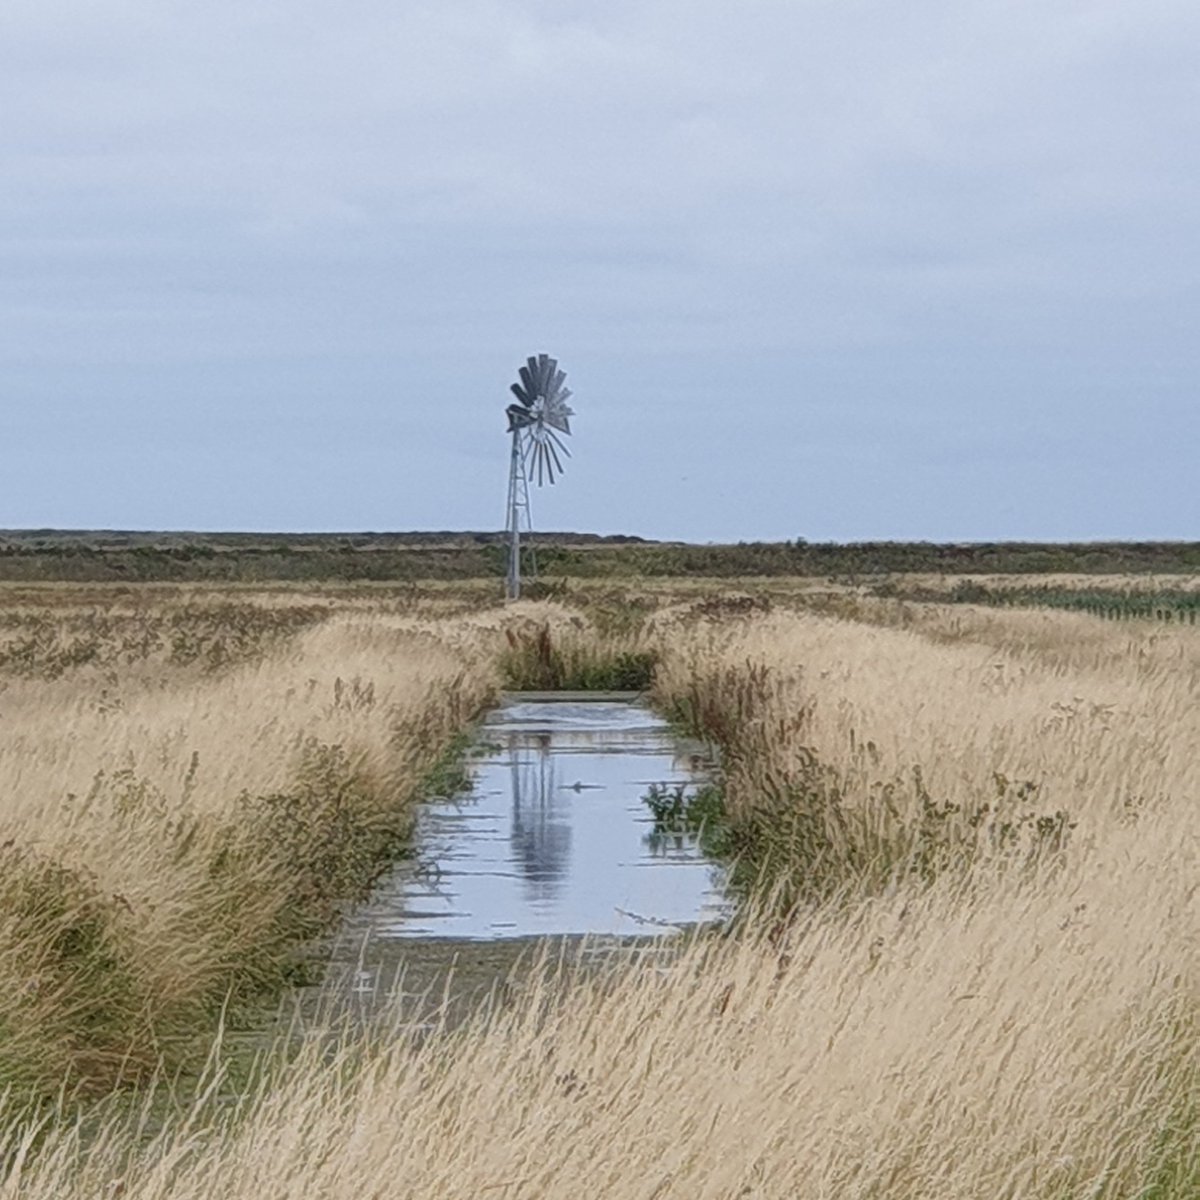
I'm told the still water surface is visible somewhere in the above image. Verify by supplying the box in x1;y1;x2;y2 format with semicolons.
340;696;727;944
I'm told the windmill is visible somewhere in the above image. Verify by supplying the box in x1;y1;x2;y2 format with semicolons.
504;353;574;600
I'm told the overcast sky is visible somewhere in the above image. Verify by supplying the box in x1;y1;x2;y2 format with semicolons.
2;0;1197;540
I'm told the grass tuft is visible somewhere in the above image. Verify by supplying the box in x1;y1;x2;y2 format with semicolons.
500;621;657;690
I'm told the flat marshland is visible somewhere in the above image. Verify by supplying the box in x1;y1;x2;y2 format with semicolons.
0;581;1195;1197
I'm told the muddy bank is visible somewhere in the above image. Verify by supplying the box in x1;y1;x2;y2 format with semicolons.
286;932;693;1034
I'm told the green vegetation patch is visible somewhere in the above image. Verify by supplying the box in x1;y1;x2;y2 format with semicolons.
643;782;735;861
925;581;1200;622
500;622;657;691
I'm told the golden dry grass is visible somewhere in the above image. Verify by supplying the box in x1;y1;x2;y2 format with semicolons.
0;584;1196;1197
652;600;1200;819
0;589;503;1093
875;571;1200;594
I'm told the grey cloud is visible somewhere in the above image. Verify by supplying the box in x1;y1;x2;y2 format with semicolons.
0;1;1196;536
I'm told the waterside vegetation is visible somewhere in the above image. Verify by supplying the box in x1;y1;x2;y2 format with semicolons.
0;578;1194;1197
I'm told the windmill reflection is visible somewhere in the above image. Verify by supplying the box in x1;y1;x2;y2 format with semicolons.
508;731;571;902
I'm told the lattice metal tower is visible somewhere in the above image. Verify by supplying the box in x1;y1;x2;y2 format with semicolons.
504;354;575;600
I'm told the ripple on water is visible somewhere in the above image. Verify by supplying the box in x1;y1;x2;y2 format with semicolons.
339;697;729;945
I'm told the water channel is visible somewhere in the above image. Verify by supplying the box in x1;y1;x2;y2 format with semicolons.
305;695;728;1019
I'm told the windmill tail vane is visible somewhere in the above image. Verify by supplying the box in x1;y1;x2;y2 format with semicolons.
504;353;575;600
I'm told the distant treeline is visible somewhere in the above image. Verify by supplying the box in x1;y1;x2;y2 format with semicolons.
0;532;1196;583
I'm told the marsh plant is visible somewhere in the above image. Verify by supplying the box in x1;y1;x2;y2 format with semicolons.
656;646;1085;910
642;781;734;859
499;620;657;690
0;592;497;1101
0;584;1194;1197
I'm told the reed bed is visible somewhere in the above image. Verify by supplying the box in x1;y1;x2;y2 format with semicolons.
651;600;1198;898
0;584;1195;1197
0;591;500;1096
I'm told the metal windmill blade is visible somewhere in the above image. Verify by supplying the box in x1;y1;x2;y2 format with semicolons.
528;416;571;483
524;389;572;486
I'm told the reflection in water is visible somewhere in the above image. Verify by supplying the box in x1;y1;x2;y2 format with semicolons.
337;699;729;940
509;732;571;902
644;829;693;858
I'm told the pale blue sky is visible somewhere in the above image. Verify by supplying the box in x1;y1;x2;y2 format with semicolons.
2;0;1197;540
